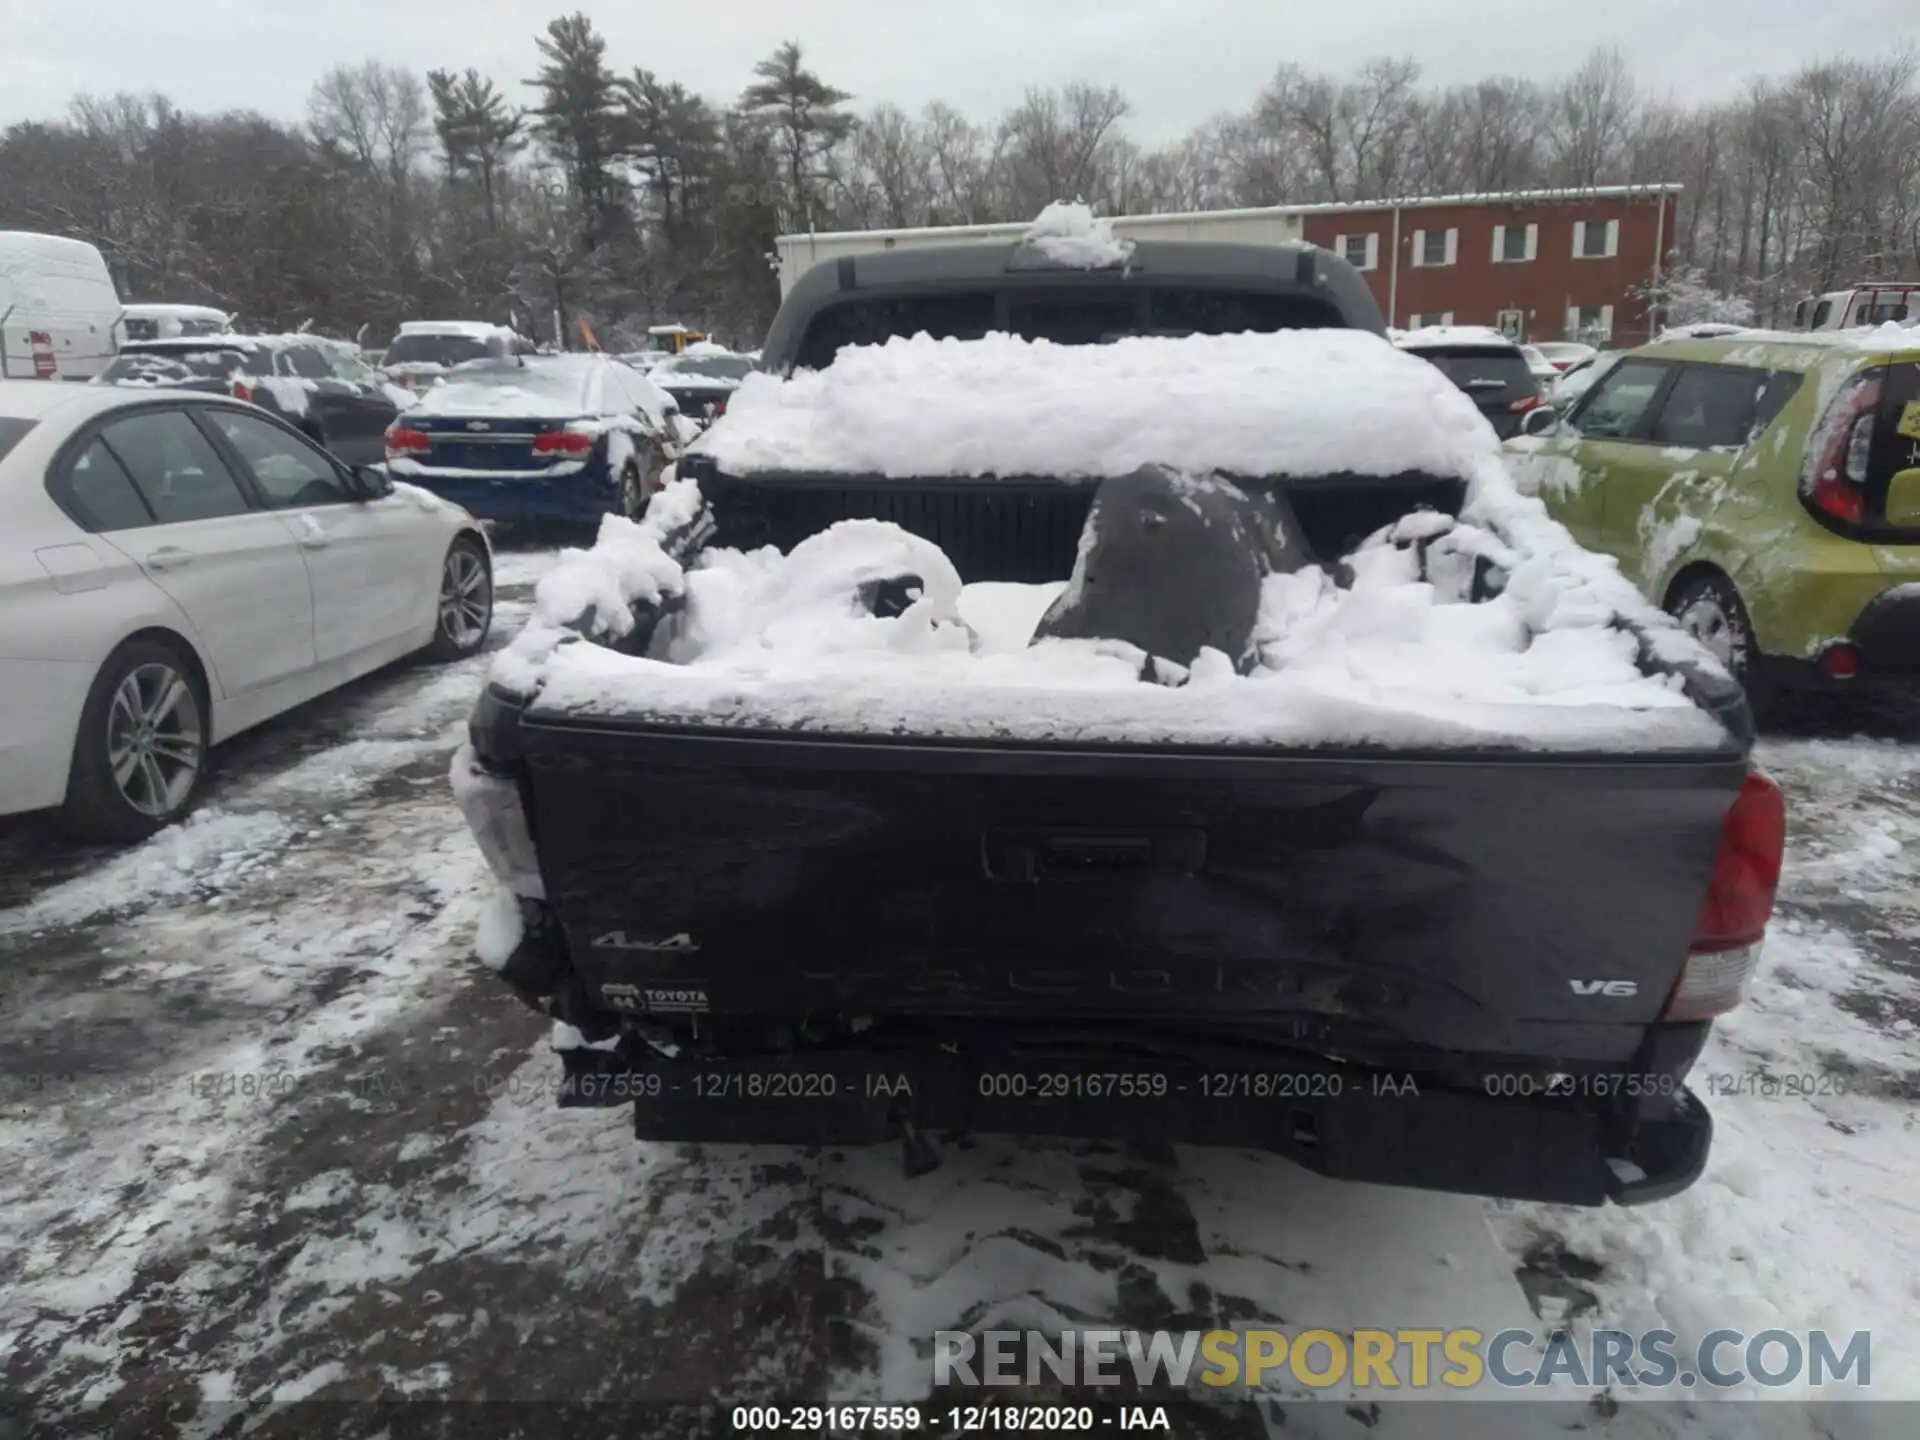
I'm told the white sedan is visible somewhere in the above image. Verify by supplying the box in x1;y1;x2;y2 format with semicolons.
0;383;494;841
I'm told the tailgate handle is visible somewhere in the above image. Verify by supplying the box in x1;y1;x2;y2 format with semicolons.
983;827;1206;882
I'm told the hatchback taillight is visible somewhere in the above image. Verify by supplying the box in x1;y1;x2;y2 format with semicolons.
1662;769;1786;1021
1801;371;1882;528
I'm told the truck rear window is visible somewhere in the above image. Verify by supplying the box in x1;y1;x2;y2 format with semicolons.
0;416;38;464
795;287;1343;371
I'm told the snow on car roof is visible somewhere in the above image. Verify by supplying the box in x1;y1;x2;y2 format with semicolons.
120;302;230;320
1683;321;1920;353
695;330;1503;483
396;320;517;339
1021;201;1134;268
0;380;235;422
409;362;594;416
1393;325;1518;351
121;332;315;350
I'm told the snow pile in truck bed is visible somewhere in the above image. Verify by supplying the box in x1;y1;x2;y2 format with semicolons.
493;332;1734;752
511;516;1720;751
697;330;1498;482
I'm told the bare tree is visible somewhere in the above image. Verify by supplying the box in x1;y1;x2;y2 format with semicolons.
994;83;1131;216
1544;47;1639;188
1337;58;1422;199
920;101;993;224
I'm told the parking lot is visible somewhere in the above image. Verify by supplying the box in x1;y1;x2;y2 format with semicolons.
1;538;1915;1437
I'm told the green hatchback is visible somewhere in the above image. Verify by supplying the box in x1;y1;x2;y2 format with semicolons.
1506;328;1920;700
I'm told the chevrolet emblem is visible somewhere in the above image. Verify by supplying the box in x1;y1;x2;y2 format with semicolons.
466;420;490;431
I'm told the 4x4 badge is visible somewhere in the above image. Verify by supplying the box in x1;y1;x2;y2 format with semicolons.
591;931;700;953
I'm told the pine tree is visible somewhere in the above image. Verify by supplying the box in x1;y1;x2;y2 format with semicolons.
621;69;722;238
739;41;856;228
527;12;626;248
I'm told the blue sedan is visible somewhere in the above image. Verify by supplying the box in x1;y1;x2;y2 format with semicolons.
383;354;692;525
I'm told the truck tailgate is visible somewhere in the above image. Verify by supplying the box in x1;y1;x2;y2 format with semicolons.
516;719;1748;1067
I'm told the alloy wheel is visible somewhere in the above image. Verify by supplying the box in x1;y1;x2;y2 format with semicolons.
440;546;492;649
107;662;203;817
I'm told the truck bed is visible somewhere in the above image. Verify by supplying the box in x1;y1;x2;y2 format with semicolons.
458;318;1775;1208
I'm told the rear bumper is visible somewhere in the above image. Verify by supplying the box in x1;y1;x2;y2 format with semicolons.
1757;583;1920;693
397;468;619;524
472;887;1716;1210
544;1027;1711;1208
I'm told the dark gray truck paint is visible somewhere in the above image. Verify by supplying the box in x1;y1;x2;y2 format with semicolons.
465;237;1760;1207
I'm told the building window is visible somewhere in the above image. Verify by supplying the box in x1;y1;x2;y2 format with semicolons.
1492;224;1537;264
1407;312;1455;328
1334;232;1379;272
1411;227;1457;267
1495;309;1525;339
1566;304;1614;341
1573;219;1620;259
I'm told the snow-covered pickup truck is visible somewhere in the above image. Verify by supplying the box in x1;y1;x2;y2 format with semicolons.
452;237;1785;1208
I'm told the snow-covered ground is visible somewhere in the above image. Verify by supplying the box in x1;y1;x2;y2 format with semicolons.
1;543;1915;1438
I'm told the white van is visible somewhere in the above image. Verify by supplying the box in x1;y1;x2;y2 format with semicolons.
0;232;123;381
118;302;232;342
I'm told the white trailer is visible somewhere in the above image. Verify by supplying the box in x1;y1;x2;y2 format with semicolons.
774;207;1307;300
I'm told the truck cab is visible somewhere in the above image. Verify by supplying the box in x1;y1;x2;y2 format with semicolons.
1792;284;1920;331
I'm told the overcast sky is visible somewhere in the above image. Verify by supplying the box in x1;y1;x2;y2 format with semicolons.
3;0;1915;142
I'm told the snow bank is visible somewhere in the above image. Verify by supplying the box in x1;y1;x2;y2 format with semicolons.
696;330;1499;482
492;331;1736;753
1021;201;1134;268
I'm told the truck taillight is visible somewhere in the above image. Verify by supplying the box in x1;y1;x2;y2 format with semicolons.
385;425;431;455
1801;372;1881;527
1663;769;1786;1021
232;379;253;403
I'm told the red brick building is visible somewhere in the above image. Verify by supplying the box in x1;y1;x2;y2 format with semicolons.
1293;184;1680;344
